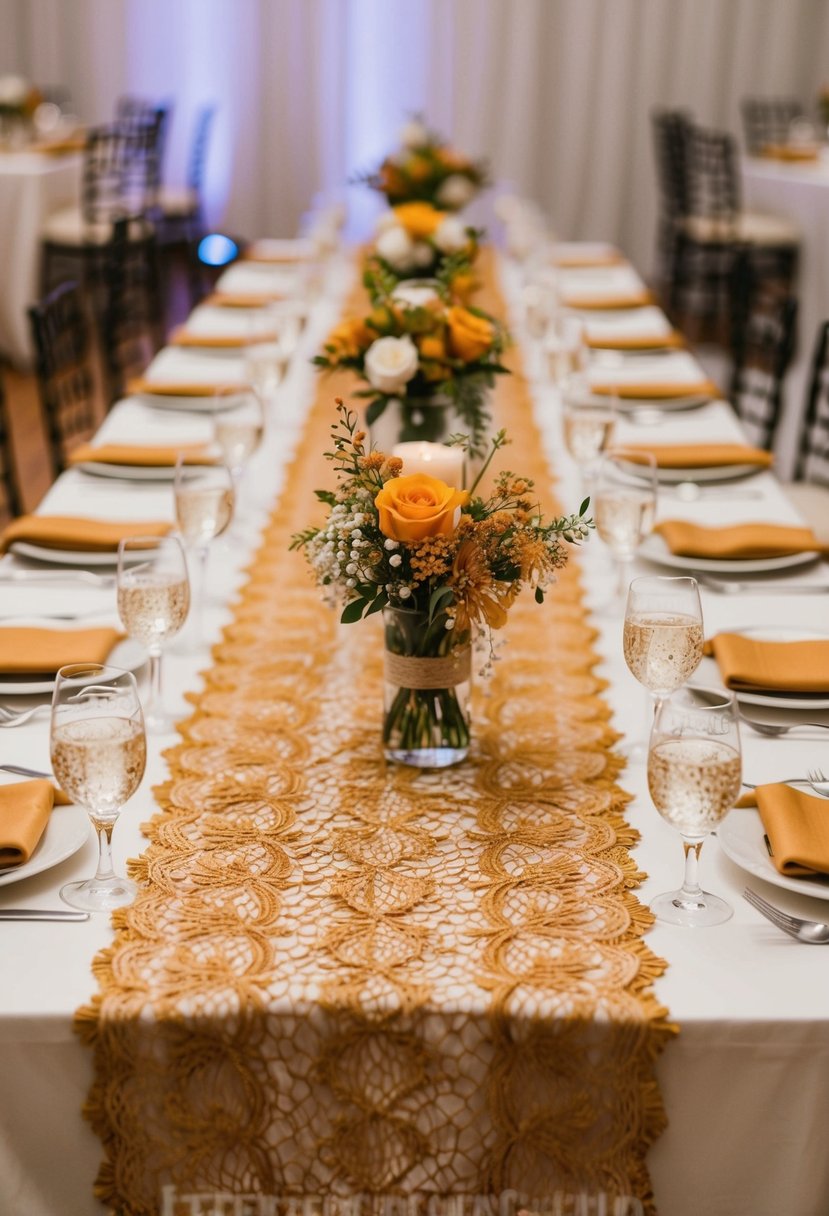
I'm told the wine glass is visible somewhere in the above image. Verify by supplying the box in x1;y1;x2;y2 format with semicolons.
544;315;586;384
173;457;235;649
647;685;742;926
623;574;705;760
594;449;658;601
51;664;147;912
117;536;190;734
561;374;617;488
211;385;266;518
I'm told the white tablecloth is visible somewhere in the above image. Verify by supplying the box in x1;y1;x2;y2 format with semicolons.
0;150;82;367
2;251;829;1216
742;153;829;480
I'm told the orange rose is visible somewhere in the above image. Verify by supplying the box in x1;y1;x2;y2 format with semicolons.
375;474;468;542
446;306;495;361
406;154;433;183
449;271;477;303
326;317;373;358
417;332;452;382
392;202;443;240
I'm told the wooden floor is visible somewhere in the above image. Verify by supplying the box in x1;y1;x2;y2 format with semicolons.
1;247;195;514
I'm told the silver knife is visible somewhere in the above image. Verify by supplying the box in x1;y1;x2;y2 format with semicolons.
0;909;89;921
0;765;53;779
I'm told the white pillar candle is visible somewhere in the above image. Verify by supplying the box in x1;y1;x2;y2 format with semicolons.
392;441;465;487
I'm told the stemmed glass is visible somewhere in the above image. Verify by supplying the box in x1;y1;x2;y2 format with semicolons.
117;536;190;734
173;456;235;649
623;574;705;760
647;685;742;926
51;663;147;912
211;385;266;519
544;315;587;384
594;449;658;601
561;374;617;490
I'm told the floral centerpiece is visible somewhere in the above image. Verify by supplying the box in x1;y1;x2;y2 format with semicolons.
357;118;488;211
818;87;829;132
291;402;592;766
0;75;41;142
369;201;480;289
315;269;508;456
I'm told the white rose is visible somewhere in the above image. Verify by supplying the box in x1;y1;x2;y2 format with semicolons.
364;336;419;394
392;282;439;310
399;119;429;149
435;173;475;209
0;75;28;106
412;240;435;268
376;225;416;271
433;215;468;254
375;210;399;235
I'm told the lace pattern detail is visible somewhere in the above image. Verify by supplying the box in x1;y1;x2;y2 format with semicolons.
76;256;673;1215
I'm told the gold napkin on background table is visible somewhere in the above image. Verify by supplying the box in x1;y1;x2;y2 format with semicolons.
591;379;719;399
551;249;625;269
738;784;829;877
0;515;172;554
69;443;214;468
202;292;287;309
0;625;123;674
169;328;278;349
654;520;826;560
561;290;654;310
624;443;773;468
585;330;685;351
0;780;74;867
704;633;829;692
759;144;821;162
127;378;248;398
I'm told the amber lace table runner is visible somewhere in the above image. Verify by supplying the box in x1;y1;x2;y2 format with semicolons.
77;256;672;1215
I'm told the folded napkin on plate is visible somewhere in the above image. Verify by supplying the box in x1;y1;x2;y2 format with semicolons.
739;784;829;877
590;378;719;399
0;515;172;553
168;328;277;349
0;780;74;867
560;290;654;310
704;633;829;693
127;378;248;397
585;329;684;351
654;520;826;560
760;144;821;162
202;292;286;309
68;442;214;467
0;625;123;675
623;443;773;469
551;250;624;269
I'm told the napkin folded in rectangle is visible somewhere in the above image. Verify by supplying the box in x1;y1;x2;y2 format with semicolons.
560;290;654;310
0;626;124;674
654;520;826;560
127;378;248;397
739;784;829;877
704;633;829;693
68;442;214;467
169;328;276;349
622;443;773;468
202;292;286;309
585;329;684;351
0;515;172;553
0;780;74;867
590;378;719;399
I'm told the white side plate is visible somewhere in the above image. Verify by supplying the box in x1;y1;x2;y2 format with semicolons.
719;810;829;902
0;804;89;888
639;532;820;575
0;637;146;696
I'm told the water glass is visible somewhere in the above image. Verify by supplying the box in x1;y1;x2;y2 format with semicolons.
594;449;658;600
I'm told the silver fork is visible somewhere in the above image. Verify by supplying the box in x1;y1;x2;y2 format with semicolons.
743;888;829;943
808;768;829;798
0;704;50;727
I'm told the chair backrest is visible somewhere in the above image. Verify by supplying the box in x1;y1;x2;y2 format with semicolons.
796;321;829;485
687;125;741;220
82;118;166;224
187;104;215;197
651;109;692;220
100;218;162;405
741;97;804;154
729;252;797;450
28;281;99;475
0;376;23;526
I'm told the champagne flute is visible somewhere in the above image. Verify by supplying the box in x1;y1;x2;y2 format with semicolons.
117;536;190;734
212;385;266;519
561;374;617;488
647;685;742;926
594;449;658;601
174;456;235;649
623;574;705;759
544;315;587;384
51;663;147;912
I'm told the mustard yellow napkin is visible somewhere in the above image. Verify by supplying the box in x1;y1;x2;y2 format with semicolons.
741;784;829;877
560;290;653;310
704;633;829;693
760;144;820;162
654;520;826;560
0;626;124;675
552;250;624;269
0;515;172;554
0;780;74;867
202;291;286;309
623;443;772;469
585;330;684;351
169;328;276;349
68;443;214;468
591;379;719;400
128;378;247;398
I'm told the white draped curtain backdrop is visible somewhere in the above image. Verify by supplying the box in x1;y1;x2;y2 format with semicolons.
2;0;828;274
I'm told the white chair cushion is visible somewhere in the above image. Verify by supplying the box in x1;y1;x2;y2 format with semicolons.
783;482;829;545
158;186;198;218
42;206;153;246
681;210;799;247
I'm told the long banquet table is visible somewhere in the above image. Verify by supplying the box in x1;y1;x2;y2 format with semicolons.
2;240;829;1216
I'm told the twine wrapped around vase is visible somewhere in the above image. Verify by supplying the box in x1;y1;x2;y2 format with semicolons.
384;646;471;690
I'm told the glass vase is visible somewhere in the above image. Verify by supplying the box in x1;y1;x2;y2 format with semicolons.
382;605;471;768
369;393;459;453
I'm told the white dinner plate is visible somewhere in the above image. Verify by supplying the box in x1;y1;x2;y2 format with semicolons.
9;542;121;567
134;392;228;414
0;637;146;696
718;810;829;902
76;461;179;482
698;627;829;710
638;532;821;575
653;462;761;484
0;804;89;888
